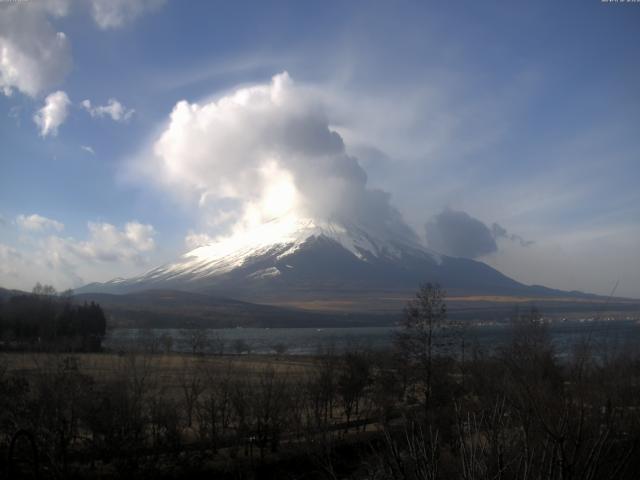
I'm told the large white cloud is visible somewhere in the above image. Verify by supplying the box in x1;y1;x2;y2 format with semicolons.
0;0;72;97
33;90;70;136
148;72;416;243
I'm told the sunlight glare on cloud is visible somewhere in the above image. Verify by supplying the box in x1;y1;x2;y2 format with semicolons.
144;72;417;246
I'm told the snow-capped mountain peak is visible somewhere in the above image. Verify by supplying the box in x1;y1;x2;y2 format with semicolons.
79;212;531;301
141;213;440;284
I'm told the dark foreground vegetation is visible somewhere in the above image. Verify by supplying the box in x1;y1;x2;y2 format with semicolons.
0;284;106;352
1;284;639;479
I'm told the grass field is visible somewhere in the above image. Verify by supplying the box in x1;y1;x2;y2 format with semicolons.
1;351;318;385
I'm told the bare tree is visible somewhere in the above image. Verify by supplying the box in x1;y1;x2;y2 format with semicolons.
337;348;371;431
179;359;205;428
394;283;453;414
251;365;289;458
137;327;159;354
183;328;209;355
197;363;230;453
159;332;173;354
369;423;440;480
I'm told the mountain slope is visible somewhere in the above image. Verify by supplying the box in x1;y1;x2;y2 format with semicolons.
78;214;573;309
74;289;391;328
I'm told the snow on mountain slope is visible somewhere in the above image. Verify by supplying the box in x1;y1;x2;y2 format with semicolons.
131;214;439;283
78;213;539;300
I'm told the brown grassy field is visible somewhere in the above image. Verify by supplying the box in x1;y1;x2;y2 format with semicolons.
1;351;317;384
267;293;640;319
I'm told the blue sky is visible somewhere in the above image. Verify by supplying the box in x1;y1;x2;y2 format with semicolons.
1;0;639;297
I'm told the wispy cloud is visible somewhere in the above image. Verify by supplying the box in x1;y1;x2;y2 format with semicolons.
491;223;534;248
81;145;96;155
89;0;166;29
150;53;295;92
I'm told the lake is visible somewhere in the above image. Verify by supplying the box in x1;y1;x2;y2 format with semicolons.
104;319;640;357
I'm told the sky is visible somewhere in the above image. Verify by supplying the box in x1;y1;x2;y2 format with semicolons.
0;0;639;298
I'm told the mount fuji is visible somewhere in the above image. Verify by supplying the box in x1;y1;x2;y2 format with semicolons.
78;213;572;312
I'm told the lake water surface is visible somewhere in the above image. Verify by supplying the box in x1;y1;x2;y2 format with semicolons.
104;319;640;357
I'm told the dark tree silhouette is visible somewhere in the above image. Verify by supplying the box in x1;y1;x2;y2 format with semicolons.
394;283;455;413
0;284;106;351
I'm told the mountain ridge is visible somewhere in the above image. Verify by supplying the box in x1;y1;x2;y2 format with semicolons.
77;214;599;309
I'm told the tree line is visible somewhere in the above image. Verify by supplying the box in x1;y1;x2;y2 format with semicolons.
0;283;107;352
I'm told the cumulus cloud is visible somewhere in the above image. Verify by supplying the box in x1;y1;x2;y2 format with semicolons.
16;213;64;232
68;221;156;264
81;98;135;122
0;0;72;97
0;220;158;290
33;90;70;137
426;209;498;259
145;72;416;243
89;0;166;29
